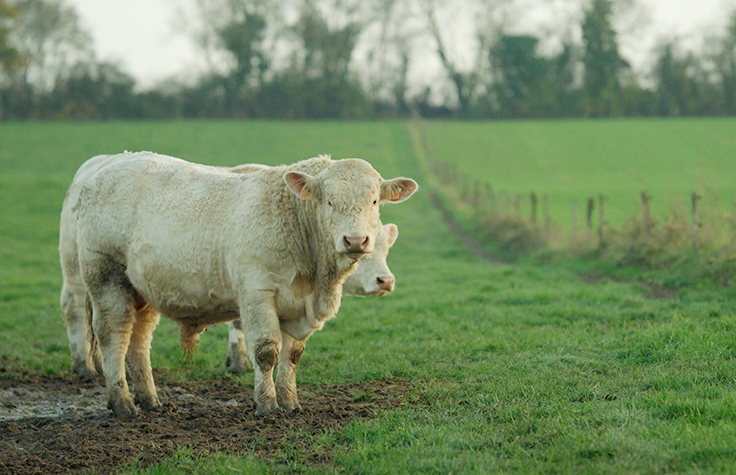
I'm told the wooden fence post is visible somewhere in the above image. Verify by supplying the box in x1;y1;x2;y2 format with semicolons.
640;191;651;233
530;192;538;225
543;195;551;233
586;198;595;239
513;194;522;219
692;192;701;251
598;194;606;246
460;175;469;202
485;182;495;213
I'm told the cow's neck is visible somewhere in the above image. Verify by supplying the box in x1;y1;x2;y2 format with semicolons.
294;201;356;323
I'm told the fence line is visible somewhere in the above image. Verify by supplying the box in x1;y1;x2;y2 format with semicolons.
427;157;729;252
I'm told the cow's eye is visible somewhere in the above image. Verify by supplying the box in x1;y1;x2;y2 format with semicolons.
373;200;377;205
327;201;333;208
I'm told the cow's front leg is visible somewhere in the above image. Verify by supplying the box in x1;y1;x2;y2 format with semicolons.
225;320;250;373
240;291;282;415
275;331;307;412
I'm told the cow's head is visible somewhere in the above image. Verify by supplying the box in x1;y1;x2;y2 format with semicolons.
343;223;399;296
284;159;417;259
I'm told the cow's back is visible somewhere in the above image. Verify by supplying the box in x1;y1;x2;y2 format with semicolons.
75;153;264;316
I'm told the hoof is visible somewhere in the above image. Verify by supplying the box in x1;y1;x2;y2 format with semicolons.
277;392;302;413
136;394;162;412
109;397;137;418
254;398;281;416
281;400;302;413
225;354;252;374
226;362;251;374
72;363;98;381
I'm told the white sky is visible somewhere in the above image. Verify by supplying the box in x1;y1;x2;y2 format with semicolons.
66;0;736;89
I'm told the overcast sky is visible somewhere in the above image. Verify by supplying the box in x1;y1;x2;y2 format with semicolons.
65;0;736;89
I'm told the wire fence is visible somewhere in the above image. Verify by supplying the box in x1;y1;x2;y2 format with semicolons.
426;156;736;259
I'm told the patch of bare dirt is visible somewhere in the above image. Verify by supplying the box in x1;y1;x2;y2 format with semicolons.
0;369;412;474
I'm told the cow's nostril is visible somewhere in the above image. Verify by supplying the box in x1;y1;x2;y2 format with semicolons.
376;275;395;290
343;235;370;253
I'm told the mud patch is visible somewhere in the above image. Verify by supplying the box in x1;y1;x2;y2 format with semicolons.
0;371;412;474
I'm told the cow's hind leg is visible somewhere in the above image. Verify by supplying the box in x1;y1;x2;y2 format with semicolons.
241;292;282;415
61;282;97;379
225;320;250;373
128;304;161;412
84;258;138;417
275;331;306;412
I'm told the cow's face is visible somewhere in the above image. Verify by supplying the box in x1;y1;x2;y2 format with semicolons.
343;223;398;296
284;159;417;259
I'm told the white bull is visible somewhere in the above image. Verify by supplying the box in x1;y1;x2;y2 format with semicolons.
60;156;400;377
65;152;417;416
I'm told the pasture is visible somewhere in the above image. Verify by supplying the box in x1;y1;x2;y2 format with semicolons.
1;120;736;474
418;118;736;229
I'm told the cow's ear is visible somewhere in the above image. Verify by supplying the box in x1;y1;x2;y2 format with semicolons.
284;172;317;200
384;223;399;247
380;178;418;203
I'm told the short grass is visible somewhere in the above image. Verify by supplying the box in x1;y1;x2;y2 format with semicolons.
418;118;736;230
2;120;736;473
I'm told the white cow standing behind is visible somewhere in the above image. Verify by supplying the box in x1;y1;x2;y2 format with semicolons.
67;152;417;416
60;156;400;377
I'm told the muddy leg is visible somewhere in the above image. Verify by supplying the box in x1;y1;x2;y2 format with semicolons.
61;283;97;379
84;258;137;417
91;299;135;417
240;292;281;415
275;331;306;412
225;320;250;373
127;306;161;412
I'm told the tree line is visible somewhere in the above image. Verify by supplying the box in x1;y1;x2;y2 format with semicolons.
1;0;736;120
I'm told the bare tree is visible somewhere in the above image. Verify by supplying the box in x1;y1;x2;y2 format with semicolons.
419;0;517;115
357;0;422;113
0;0;22;79
11;0;93;95
174;0;283;77
713;10;736;113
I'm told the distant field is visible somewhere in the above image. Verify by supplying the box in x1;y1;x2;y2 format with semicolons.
419;118;736;229
2;120;736;474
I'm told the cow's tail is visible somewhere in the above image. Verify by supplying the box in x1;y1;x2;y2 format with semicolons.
84;293;102;374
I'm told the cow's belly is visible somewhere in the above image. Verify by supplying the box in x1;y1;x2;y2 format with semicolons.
125;245;239;319
130;277;238;321
160;302;240;326
126;250;309;326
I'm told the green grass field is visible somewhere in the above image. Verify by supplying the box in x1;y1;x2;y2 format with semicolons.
2;120;736;473
418;118;736;229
